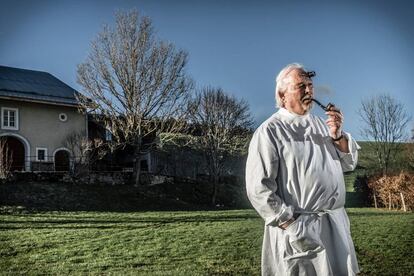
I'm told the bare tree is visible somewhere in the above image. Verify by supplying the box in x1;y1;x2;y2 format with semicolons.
407;126;414;170
63;131;107;178
77;10;193;184
411;126;414;141
188;87;253;205
359;94;411;174
406;143;414;171
0;137;13;179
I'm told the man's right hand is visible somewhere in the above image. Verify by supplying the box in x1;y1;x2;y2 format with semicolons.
279;217;296;230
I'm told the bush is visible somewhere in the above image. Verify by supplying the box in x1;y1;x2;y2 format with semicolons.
353;175;372;207
367;172;414;211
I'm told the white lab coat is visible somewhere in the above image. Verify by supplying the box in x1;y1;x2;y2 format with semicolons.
246;108;360;276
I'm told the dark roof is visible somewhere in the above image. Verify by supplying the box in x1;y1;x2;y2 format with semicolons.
0;65;80;106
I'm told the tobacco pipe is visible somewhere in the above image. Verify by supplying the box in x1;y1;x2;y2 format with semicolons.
311;98;338;112
301;70;339;113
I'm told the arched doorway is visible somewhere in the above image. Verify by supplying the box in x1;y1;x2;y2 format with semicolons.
0;136;25;171
54;149;70;171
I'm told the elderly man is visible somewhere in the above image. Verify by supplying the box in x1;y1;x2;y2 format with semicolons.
246;63;360;275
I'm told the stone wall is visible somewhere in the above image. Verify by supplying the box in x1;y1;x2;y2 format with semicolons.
7;171;133;186
4;171;182;187
31;161;54;172
148;147;247;179
1;171;251;210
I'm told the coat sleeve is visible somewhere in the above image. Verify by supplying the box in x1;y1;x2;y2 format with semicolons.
245;125;294;227
335;131;361;172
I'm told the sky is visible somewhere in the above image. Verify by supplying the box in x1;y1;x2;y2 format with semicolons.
1;0;413;140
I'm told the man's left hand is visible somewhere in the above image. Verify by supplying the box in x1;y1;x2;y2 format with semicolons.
325;105;349;153
325;105;343;139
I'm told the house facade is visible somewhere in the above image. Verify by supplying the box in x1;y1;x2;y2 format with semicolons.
0;65;87;171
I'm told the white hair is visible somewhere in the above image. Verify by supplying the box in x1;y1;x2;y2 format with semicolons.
275;63;306;108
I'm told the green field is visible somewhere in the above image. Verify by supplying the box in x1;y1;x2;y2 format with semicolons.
1;141;413;275
1;209;413;275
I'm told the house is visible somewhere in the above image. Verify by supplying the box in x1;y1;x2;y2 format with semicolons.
0;65;87;172
87;115;134;171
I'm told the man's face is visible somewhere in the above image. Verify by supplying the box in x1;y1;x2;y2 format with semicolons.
281;69;314;115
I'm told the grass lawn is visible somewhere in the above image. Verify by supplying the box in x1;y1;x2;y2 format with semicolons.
1;208;413;275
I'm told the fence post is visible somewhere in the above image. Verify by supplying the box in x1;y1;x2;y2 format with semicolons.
373;188;378;208
388;192;392;210
400;192;407;212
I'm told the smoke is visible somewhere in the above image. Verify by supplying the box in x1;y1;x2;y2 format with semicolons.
314;84;334;96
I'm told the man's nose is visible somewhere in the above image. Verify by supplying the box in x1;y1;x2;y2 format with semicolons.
305;85;312;94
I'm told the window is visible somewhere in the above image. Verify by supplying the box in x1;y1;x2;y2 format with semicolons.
1;107;19;130
36;148;48;162
140;160;148;171
105;129;112;142
59;113;67;122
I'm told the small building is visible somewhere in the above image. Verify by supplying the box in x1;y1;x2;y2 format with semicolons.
87;115;135;171
0;65;87;171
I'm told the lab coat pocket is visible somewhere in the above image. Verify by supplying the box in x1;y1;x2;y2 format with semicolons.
284;216;301;232
283;215;325;262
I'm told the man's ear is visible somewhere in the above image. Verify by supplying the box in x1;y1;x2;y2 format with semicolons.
278;91;285;105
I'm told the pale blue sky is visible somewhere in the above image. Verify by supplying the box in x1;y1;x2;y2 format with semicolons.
1;0;413;140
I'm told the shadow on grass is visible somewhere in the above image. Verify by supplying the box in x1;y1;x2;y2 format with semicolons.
0;224;157;230
0;214;259;224
347;210;410;217
345;192;366;208
0;213;261;230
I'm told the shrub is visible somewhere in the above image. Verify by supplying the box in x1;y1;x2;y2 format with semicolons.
353;175;372;207
367;172;414;211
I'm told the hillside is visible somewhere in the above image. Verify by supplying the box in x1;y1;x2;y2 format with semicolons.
356;141;413;173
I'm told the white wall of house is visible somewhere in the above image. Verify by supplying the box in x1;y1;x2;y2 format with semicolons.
0;99;86;170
